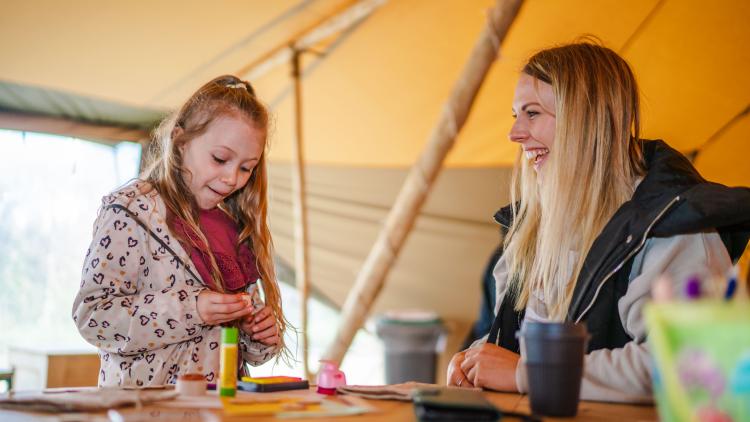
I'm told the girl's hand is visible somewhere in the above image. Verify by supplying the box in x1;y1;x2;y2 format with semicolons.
459;343;520;392
240;306;279;346
196;290;254;325
447;350;475;388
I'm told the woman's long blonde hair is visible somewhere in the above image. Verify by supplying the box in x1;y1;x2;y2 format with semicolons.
141;75;288;354
504;42;645;319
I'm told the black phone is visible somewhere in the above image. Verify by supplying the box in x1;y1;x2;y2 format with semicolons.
413;388;502;422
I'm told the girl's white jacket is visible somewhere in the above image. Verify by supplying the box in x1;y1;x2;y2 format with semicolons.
72;181;277;387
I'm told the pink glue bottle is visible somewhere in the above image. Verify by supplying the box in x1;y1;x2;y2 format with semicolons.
316;360;347;395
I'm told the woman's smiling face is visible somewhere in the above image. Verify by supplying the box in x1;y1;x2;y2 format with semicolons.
179;111;265;210
508;73;556;173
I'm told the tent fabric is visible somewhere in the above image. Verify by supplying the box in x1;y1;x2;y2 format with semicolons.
268;164;512;320
0;111;152;145
1;0;748;341
1;1;748;173
257;0;750;172
0;0;357;109
0;80;164;142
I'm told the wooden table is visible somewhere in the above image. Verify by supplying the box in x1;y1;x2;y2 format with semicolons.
0;388;658;421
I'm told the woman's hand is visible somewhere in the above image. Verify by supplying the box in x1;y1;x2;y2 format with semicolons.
459;343;520;392
240;306;280;346
196;290;254;325
447;350;475;388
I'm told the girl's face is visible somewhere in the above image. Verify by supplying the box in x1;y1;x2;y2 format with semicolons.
509;73;556;173
179;112;265;210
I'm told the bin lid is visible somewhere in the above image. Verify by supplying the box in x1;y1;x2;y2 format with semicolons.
378;310;442;326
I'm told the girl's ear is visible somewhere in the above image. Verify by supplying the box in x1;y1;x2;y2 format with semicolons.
172;126;185;152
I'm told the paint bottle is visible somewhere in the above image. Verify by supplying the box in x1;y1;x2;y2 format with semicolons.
219;326;239;397
316;360;347;395
725;265;739;301
684;276;702;300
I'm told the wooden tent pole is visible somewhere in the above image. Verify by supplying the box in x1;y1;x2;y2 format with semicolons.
323;0;525;364
237;0;386;82
290;47;312;380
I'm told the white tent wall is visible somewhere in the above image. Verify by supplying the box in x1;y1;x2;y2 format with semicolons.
269;165;512;315
268;163;513;378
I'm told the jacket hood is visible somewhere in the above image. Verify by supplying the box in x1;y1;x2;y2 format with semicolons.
101;180;167;224
642;140;750;259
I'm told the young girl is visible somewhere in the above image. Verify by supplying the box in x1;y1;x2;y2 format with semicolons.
72;75;287;387
448;42;750;402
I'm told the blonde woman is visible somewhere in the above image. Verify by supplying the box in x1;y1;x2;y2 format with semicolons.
73;75;288;387
447;42;750;402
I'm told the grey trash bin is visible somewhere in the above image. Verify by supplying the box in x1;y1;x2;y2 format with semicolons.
375;311;446;384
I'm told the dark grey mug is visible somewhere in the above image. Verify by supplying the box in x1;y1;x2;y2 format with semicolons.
517;321;588;417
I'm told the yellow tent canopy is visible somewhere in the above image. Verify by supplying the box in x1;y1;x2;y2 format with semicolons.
2;1;747;175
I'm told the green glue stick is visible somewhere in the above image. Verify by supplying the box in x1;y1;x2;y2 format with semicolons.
219;327;238;397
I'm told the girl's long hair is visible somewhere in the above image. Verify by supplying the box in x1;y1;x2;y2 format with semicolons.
504;41;645;319
141;75;288;355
